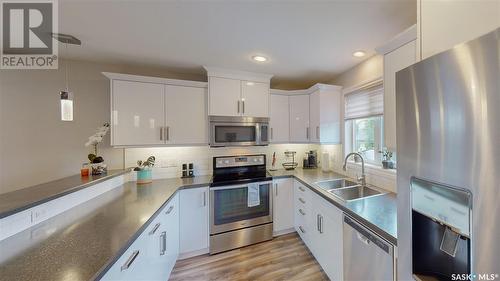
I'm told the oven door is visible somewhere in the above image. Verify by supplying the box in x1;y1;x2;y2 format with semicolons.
210;181;273;234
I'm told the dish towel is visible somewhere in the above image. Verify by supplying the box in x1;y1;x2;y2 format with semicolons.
247;183;260;207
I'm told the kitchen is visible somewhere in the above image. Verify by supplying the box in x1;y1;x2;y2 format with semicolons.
0;1;498;281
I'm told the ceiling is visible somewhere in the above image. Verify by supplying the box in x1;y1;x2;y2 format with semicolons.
59;0;416;89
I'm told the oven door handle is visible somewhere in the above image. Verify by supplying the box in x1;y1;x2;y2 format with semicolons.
210;181;273;191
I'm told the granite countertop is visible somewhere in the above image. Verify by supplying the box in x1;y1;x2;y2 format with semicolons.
0;169;130;219
269;168;397;245
0;176;212;281
0;168;396;281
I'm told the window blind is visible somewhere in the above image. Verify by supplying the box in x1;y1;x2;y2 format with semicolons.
344;84;384;120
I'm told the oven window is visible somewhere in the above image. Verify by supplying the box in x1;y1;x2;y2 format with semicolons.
215;126;256;143
213;184;270;225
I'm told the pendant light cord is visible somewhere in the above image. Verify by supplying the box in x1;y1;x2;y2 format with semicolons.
65;43;69;91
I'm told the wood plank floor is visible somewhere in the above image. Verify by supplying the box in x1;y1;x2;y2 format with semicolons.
170;233;329;281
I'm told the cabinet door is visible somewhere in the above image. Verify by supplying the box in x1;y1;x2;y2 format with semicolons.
384;40;416;151
316;200;344;281
319;89;342;144
164;194;179;276
309;90;321;143
208;77;241;116
273;178;294;235
241;81;269;117
420;0;499;59
289;95;310;143
179;187;209;256
165;85;207;145
269;94;290;143
112;80;165;146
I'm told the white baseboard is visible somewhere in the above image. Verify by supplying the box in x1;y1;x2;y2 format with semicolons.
178;248;209;260
273;227;295;237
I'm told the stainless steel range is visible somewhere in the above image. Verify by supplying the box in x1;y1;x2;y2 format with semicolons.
209;154;273;254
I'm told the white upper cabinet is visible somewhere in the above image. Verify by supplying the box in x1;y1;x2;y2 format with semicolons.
418;0;499;60
111;80;165;146
165;85;207;145
269;94;290;143
241;81;269;117
309;85;342;144
205;67;273;118
289;95;310;143
104;72;208;147
208;77;241;116
376;25;417;151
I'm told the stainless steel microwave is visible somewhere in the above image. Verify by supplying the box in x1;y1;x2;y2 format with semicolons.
209;116;269;147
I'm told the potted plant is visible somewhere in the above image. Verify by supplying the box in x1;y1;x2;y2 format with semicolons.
379;147;394;169
85;123;110;175
134;156;155;184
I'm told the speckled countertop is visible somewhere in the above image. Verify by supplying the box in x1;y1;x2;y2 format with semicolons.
0;169;130;219
0;176;212;281
0;168;396;281
269;168;397;245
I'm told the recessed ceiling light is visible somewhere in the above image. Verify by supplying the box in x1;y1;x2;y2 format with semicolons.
352;51;366;58
252;55;267;62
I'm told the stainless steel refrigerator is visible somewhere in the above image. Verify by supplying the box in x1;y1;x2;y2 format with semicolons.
396;28;499;280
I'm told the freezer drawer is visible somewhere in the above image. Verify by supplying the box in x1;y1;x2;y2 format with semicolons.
343;215;394;281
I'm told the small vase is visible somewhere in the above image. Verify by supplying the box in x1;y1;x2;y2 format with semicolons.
90;163;107;175
137;169;153;185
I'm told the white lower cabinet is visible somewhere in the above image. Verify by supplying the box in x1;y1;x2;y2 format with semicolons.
272;178;294;235
101;194;179;281
293;180;344;281
179;186;209;258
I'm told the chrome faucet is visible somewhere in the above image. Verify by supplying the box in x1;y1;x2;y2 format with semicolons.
343;152;366;186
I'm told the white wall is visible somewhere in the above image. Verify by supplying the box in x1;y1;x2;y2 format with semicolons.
0;59;205;194
325;54;396;193
329;55;383;90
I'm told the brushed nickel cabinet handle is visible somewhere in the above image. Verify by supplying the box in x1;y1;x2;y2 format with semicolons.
306;127;309;139
317;214;320;232
299;209;305;215
299;198;306;204
316;126;319;140
165;205;174;215
237;100;240;113
203;191;207;207
160;127;164;141
121;250;140;271
160;231;166;255
298;186;306;192
166;126;170;141
275;183;278;197
242;100;245;114
149;223;161;235
319;214;324;233
299;226;306;233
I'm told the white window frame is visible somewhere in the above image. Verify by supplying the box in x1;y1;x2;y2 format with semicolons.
342;78;384;166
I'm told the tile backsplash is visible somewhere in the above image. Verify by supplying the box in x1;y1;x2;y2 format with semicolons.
125;144;327;179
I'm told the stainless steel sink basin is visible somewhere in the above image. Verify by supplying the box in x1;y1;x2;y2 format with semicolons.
315;179;359;191
329;185;383;202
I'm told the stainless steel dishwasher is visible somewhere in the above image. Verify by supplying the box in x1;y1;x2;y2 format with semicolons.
343;215;395;281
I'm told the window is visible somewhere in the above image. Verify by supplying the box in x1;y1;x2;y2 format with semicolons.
344;82;384;165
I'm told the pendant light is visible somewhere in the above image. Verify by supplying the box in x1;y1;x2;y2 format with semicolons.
60;43;73;121
52;33;81;122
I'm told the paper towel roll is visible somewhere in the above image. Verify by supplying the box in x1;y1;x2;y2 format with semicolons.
322;152;330;172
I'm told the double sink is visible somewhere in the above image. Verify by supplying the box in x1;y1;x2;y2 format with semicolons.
314;179;385;202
